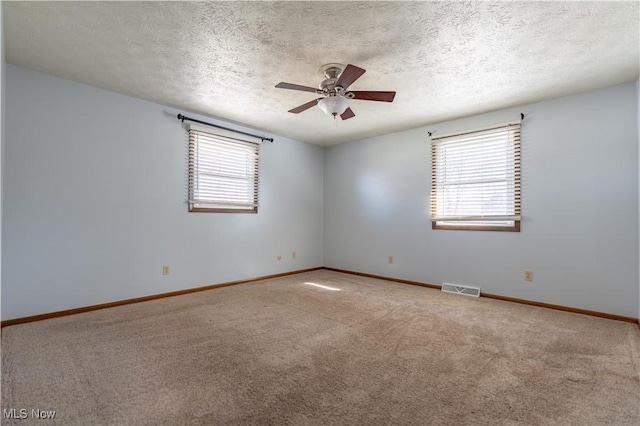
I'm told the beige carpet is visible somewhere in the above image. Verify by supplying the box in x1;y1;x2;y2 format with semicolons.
2;270;639;425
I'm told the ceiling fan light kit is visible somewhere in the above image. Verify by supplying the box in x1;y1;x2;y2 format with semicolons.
275;63;396;121
317;96;350;117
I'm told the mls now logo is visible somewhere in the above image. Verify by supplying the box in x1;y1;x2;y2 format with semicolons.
3;408;56;419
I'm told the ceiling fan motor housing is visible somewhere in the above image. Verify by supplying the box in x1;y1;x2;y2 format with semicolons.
318;64;350;96
319;78;338;92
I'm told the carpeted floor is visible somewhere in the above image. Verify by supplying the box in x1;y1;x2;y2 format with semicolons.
2;269;639;425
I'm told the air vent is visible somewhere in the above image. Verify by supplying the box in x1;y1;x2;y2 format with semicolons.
441;283;480;298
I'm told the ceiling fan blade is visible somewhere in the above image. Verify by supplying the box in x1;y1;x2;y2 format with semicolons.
351;91;396;102
340;108;356;120
275;82;319;93
335;64;366;90
288;98;323;114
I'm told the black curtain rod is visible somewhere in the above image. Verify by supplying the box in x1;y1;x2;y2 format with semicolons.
177;114;274;143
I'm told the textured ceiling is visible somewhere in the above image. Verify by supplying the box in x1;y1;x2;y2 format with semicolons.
4;1;639;146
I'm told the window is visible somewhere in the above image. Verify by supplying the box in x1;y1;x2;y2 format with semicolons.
430;122;521;231
188;126;260;213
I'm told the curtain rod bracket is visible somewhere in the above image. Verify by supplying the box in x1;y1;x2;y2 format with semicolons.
176;113;273;143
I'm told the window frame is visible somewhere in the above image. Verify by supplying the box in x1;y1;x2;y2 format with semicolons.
188;125;260;214
430;121;521;232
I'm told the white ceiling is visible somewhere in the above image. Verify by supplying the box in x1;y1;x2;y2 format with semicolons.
4;1;639;147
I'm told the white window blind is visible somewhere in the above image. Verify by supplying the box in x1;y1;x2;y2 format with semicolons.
188;127;260;212
430;122;521;229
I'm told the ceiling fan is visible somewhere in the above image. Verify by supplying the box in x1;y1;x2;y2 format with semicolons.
275;63;396;120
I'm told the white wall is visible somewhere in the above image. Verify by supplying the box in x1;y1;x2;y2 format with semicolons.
0;3;5;320
2;65;324;320
325;83;639;318
3;63;639;321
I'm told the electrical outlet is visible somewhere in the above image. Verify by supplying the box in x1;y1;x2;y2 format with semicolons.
388;256;394;264
163;265;170;275
524;271;533;281
292;251;296;259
